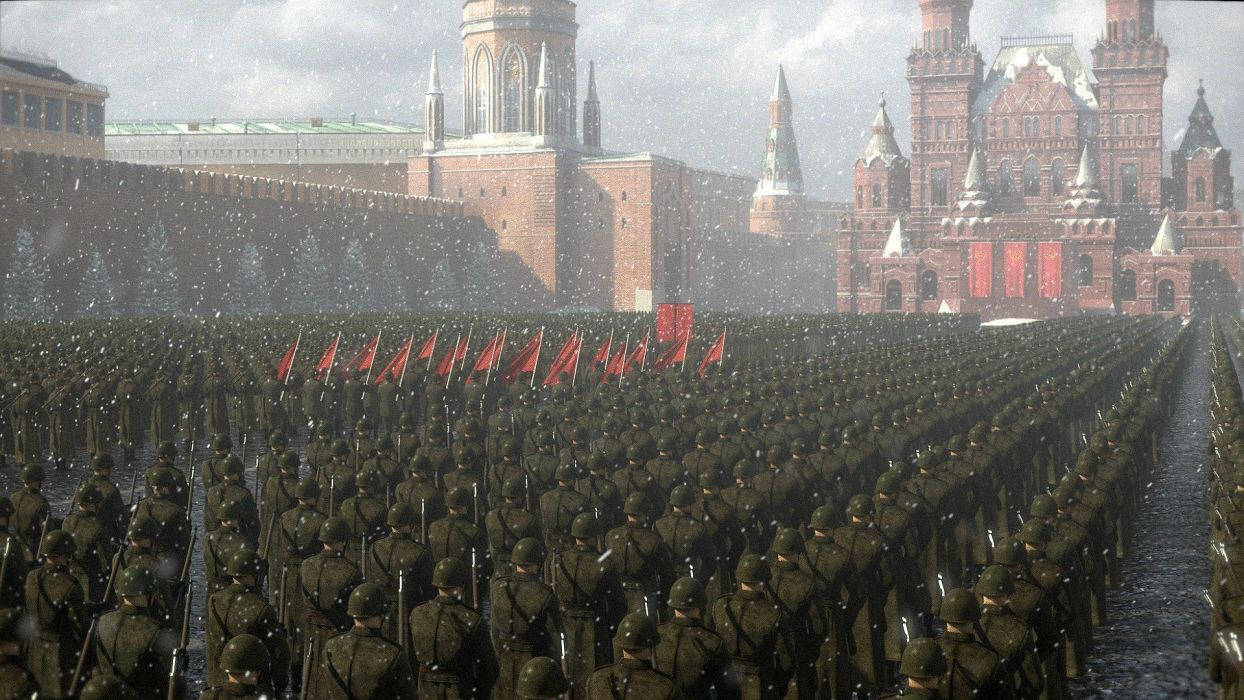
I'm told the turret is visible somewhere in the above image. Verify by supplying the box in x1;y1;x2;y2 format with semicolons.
852;97;910;214
1149;214;1181;256
534;42;555;142
751;65;808;235
423;50;445;153
582;61;601;151
1172;82;1233;211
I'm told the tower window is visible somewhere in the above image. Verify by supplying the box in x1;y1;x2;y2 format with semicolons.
871;183;882;208
1121;164;1139;203
501;186;507;197
1156;279;1175;312
1023;158;1040;197
473;47;493;134
856;187;863;207
1;90;16;126
622;191;627;201
1001;118;1009;139
935;122;943;140
931;169;948;207
921;269;939;300
502;48;523;132
1195;177;1206;202
1118;270;1136;301
885;280;903;311
1078;254;1094;286
998;160;1013;196
23;93;40;129
1137;115;1145;134
1054;115;1062;137
1051;159;1065;196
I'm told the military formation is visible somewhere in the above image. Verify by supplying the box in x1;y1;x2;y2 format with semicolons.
1208;317;1244;698
0;312;1195;698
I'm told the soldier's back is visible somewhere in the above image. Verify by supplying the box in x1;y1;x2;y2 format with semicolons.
409;595;496;698
95;605;176;698
318;626;416;699
654;618;729;698
587;658;682;699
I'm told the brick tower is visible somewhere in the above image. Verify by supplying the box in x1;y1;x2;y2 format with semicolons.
750;65;807;235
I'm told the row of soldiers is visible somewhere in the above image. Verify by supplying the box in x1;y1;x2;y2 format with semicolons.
1208;317;1244;697
0;313;1183;698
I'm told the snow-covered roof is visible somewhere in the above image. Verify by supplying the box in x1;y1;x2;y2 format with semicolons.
971;39;1097;122
882;217;911;257
1150;214;1181;255
860;99;905;167
1176;83;1225;160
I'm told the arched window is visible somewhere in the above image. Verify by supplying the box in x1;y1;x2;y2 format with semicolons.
1051;159;1065;196
856;187;863;207
998;159;1013;196
1002;118;1009;139
1078;254;1093;286
935;122;943;140
473;47;493;134
1023;157;1040;196
921;269;939;300
1112;115;1121;135
871;183;882;207
942;28;949;50
1053;115;1062;137
1118;269;1136;300
1121;164;1139;203
1033;116;1040;136
559;60;573;136
885;279;903;310
1125;115;1134;134
1156;279;1175;312
931;169;948;207
1137;115;1145;134
1195;176;1206;202
501;47;524;132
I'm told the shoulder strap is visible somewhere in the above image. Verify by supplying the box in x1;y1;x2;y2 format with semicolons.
324;646;362;700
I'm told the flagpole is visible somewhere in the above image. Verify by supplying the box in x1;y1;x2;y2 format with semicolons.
320;331;341;404
602;329;614;374
639;331;650;371
485;327;506;387
570;331;582;387
459;324;474;373
529;327;544;390
364;331;381;385
680;330;690;373
426;328;439;372
279;330;301;403
398;333;414;388
618;332;630;382
444;332;461;390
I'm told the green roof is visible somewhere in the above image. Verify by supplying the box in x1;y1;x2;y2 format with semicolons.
105;119;429;137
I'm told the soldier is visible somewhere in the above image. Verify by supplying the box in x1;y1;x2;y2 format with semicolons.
115;368;141;460
654;484;715;585
539;463;589;562
936;588;1012;699
123;515;175;625
395;454;443;528
975;565;1043;699
606;492;674;617
393;413;420;466
62;483;116;603
769;527;821;698
133;468;189;560
313;582;417;699
517;656;570;700
11;463;49;555
833;493;890;691
487;476;540;572
897;637;948;699
26;530;87;699
0;496;31;608
272;477;327;687
490;537;563;698
204;500;252;596
654;576;730;698
306;421;335;474
258;431;289;493
612;445;663;514
588;612;682;699
428;486;489;606
366;502;434;640
147;371;177;451
553;512;625;697
86;453;128;541
340;470;388;565
575;452;623;531
408;557;498;698
722;460;768;555
709;554;793;699
260;450;300;565
805;505;855;700
299;517;363;694
363;435;402;492
486;439;526;509
0;607;37;697
647;436;687;494
204;548;290;693
317;439;356;516
200;633;272;700
525;434;560;493
202;433;235;492
93;564;183;699
205;455;259;541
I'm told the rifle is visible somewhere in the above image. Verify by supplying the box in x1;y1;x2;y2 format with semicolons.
420;499;427;545
253;456;262;509
361;535;369;579
329;475;336;517
298;639;315;700
473;483;480;525
167;583;192;700
65;616;98;697
126;468;140;507
34;512;50;561
278;563;289;627
471;547;480;611
259;508;278;560
0;539;10;603
397;571;409;666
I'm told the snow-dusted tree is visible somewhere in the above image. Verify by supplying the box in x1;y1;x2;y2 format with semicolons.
78;249;118;319
464;242;496;310
229;242;272;315
3;228;50;320
338;238;373;312
289;233;331;313
377;255;408;312
132;217;181;316
424;256;460;310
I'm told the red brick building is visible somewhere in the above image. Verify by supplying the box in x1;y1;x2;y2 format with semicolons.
837;0;1242;318
408;0;835;312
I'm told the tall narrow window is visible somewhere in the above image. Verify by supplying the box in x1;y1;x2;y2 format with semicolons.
1195;176;1206;202
1137;114;1145;134
921;270;939;300
1121;164;1139;203
2;91;18;127
1002;118;1009;139
474;48;492;134
998;160;1013;196
931;168;948;206
23;94;40;129
1078;254;1094;286
1051;159;1065;196
871;183;882;208
856;187;863;208
1054;115;1062;137
885;280;903;311
1023;158;1040;196
1156;279;1175;312
502;49;523;132
1118;270;1136;300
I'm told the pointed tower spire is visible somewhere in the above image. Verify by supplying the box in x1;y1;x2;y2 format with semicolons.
583;60;601;151
534;42;555;140
1064;144;1104;211
1177;80;1224;157
963;148;985;191
883;217;911;257
1150;214;1181;255
861;96;904;165
755;64;804;196
956;148;991;213
423;50;445;153
1073;144;1099;189
773;64;791;101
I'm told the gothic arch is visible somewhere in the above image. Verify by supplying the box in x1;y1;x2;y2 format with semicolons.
471;45;494;134
499;44;527;133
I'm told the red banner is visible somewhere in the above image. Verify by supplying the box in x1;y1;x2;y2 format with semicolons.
1004;242;1026;298
1037;242;1063;299
656;304;694;344
698;331;726;378
969;242;993;298
277;334;300;383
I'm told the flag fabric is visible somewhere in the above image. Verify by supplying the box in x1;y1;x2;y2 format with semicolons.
651;333;689;372
590;336;612;368
697;331;726;378
625;334;649;372
542;332;581;387
342;334;380;375
435;337;462;378
313;334;340;381
601;347;627;381
501;330;543;385
374;336;413;385
470;333;504;374
415;332;438;361
276;334;300;383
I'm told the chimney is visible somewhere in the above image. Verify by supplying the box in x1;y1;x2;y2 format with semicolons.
351;112;357;125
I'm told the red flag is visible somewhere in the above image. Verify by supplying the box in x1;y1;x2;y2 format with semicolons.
625;334;649;372
314;334;340;381
697;331;726;378
601;348;627;382
374;336;413;385
415;332;438;361
276;334;300;383
501;330;543;385
470;333;504;374
342;334;380;375
590;336;612;368
436;335;469;378
542;332;582;387
651;333;689;372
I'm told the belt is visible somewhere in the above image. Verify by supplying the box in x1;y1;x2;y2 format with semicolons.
419;667;460;684
562;607;596;619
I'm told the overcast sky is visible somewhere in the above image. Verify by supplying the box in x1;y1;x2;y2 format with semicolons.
3;0;1240;200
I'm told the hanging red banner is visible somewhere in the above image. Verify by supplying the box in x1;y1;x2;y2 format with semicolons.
1037;242;1062;299
969;242;993;298
656;304;694;344
1004;242;1027;298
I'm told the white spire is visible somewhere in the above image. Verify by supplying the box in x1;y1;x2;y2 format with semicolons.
963;148;986;191
537;42;551;89
427;50;442;95
773;64;790;101
883;217;911;257
1073;144;1098;189
1150;214;1181;255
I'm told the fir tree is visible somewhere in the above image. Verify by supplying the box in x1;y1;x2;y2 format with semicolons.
78;249;117;319
132;217;181;316
3;228;49;320
466;242;495;310
230;242;272;315
338;238;372;313
377;255;408;312
289;233;331;313
424;256;460;310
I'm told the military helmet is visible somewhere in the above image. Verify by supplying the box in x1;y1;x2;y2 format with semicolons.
694;430;713;446
846;494;873;518
586;453;607;473
408;454;432;475
319;517;351;544
516;656;569;699
387;502;417;528
269;431;288;448
432;557;467;588
655;436;674;452
993;537;1026;566
818;430;835;447
789;438;807;455
502;477;526;501
331;439;349;457
899;637;948;679
766;444;788;464
1074;452;1097;476
226;548;262;578
809;505;836;530
317;422;333;437
1016;519;1052;545
771;528;804;556
280;450;300;470
92;452;116;470
938;588;980;624
554;462;579;482
975;565;1015;598
623;492;648;517
718;419;737;435
445;487;472;510
511;537;544;566
148;468;178;490
614;612;660;650
78;674;134;700
668;576;707;611
127;515;159;542
700;468;728;490
295;477;321;500
735;553;769;584
875;470;902;495
76;482;102;506
20;464;43;483
356;469;383;493
212;433;233;451
42;529;73;557
223;455;245;477
347;582;388;618
626;445;644;462
217;499;247;522
114;564;155;597
500;439;519;458
1029;494;1057;518
733;459;754;480
669;484;695;508
570;512;598;539
220;633;269;676
376;435;394;453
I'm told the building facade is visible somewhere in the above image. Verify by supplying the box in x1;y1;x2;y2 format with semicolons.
837;0;1242;318
0;50;107;159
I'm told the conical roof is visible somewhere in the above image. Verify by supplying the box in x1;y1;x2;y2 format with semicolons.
427;50;442;94
861;97;904;166
963;148;986;191
586;61;599;103
755;64;804;197
536;42;552;89
773;64;791;101
883;217;911;257
1150;214;1181;255
1073;144;1098;189
1177;82;1224;158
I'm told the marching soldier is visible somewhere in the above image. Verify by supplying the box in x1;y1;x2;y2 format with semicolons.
88;453;129;539
62;483;116;603
654;576;730;698
25;530;87;699
317;440;356;516
709;554;793;699
298;517;363;698
769;527;821;698
936;588;1012;699
204;500;252;596
806;505;856;700
539;463;589;563
258;431;289;492
0;496;31;608
395;454;443;524
655;484;715;585
259;450;301;562
896;637;948;699
200;633;272;700
516;656;569;700
490;537;562;698
340;470;388;565
204;548;290;693
834;494;890;691
408;558;498;698
486;476;540;572
273;478;327;686
204;455;259;541
133;468;189;560
588;612;682;699
202;433;235;492
11;464;50;555
975;565;1043;699
428;486;490;605
123;515;175;625
314;582;418;698
93;564;183;699
606;492;674;618
365;502;434;640
553;512;625;696
0;607;37;698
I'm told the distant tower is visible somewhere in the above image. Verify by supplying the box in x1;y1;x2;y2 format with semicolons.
750;65;807;234
853;98;911;216
423;51;445;153
1172;82;1233;211
582;61;602;151
461;0;578;137
534;43;556;142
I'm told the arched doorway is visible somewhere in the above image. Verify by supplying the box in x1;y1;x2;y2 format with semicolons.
885;279;903;311
1156;279;1175;312
920;269;939;300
